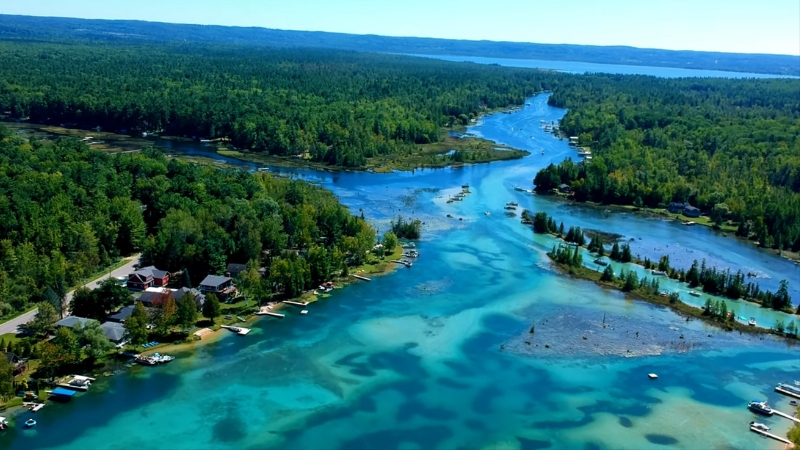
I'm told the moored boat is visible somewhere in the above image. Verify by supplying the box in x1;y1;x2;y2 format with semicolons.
689;291;701;297
651;270;667;276
594;258;608;266
25;418;37;427
748;317;757;326
748;400;773;416
750;421;770;431
776;382;800;398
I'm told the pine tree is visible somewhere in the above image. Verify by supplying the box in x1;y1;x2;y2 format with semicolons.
610;243;621;260
600;265;615;282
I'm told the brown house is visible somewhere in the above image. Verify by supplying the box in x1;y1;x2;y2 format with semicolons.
127;266;170;290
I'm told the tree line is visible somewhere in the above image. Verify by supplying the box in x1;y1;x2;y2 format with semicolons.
0;128;380;318
534;74;800;251
0;40;566;167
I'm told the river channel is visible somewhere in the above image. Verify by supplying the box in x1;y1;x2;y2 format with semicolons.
3;93;799;450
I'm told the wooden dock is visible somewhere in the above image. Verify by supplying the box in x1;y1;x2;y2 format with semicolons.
750;426;792;444
776;386;800;399
255;311;285;318
352;274;371;282
221;325;251;335
773;410;800;423
283;300;309;307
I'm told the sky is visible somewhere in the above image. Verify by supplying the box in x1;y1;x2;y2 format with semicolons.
2;0;799;55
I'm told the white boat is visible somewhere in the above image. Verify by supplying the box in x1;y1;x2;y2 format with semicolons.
748;318;757;326
651;270;667;276
484;211;490;216
648;373;658;379
689;291;701;297
750;421;770;431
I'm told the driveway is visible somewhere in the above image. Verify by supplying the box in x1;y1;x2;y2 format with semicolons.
0;254;141;336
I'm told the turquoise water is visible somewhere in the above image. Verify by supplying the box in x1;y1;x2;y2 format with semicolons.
5;95;799;450
408;54;800;79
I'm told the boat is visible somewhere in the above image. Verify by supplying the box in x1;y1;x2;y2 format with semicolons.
0;417;8;430
484;211;490;216
651;270;667;276
648;373;658;379
504;205;517;210
403;250;419;258
25;418;37;427
748;400;774;416
514;186;525;191
750;421;770;431
462;184;469;189
507;201;519;207
790;400;798;406
748;318;757;326
684;221;696;226
540;150;545;155
689;291;701;297
594;258;608;266
257;167;270;172
777;383;800;397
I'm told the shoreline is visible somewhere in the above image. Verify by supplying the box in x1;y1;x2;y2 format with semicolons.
536;192;800;264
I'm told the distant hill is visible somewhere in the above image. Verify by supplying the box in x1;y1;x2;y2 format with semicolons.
0;14;798;76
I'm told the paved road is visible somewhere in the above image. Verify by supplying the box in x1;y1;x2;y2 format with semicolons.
0;255;141;336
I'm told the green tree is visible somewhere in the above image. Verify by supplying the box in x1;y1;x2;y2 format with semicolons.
75;321;114;360
124;301;150;346
202;293;222;325
600;265;615;282
25;302;59;337
176;294;198;330
52;326;80;363
382;231;399;256
0;355;14;401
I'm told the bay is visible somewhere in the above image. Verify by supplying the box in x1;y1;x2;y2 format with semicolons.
4;95;799;450
408;54;800;79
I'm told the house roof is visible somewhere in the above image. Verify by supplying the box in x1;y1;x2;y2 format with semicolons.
138;291;167;305
226;263;248;274
3;352;19;364
559;184;571;189
684;205;700;211
100;322;126;342
174;287;206;307
134;265;169;279
56;316;99;329
109;305;135;322
200;275;232;287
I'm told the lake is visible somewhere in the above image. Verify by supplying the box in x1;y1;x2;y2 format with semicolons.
4;95;799;450
409;54;800;79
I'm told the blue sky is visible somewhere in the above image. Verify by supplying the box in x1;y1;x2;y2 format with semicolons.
3;0;799;55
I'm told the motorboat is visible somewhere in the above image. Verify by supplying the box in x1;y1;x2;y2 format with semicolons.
689;291;701;297
25;418;37;427
750;421;770;431
594;258;608;266
484;211;490;216
651;270;667;276
778;382;800;397
748;400;774;416
748;318;757;326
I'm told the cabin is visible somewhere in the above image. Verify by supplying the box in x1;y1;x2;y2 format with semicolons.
3;352;27;376
100;322;126;344
55;316;99;330
225;263;248;279
558;184;571;193
667;202;688;214
682;206;701;218
127;266;170;290
199;275;235;298
173;287;206;310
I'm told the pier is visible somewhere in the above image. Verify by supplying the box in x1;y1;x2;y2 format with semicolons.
283;300;309;307
391;260;412;267
221;325;251;335
750;425;792;444
255;311;285;318
352;274;372;282
776;386;800;399
773;409;800;423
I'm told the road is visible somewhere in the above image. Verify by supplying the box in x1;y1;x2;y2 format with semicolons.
0;254;141;336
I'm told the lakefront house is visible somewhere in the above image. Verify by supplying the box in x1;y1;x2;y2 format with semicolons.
198;275;236;299
127;266;170;290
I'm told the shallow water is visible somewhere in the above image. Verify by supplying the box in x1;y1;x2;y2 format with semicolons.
5;95;799;450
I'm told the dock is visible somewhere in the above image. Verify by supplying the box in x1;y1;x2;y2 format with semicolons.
750;425;792;444
283;300;309;307
221;325;251;335
255;311;285;318
773;409;800;423
352;274;372;282
776;386;800;399
391;260;412;267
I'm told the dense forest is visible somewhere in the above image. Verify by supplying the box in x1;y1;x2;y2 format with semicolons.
0;126;378;317
1;15;798;76
535;75;800;251
0;41;560;167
